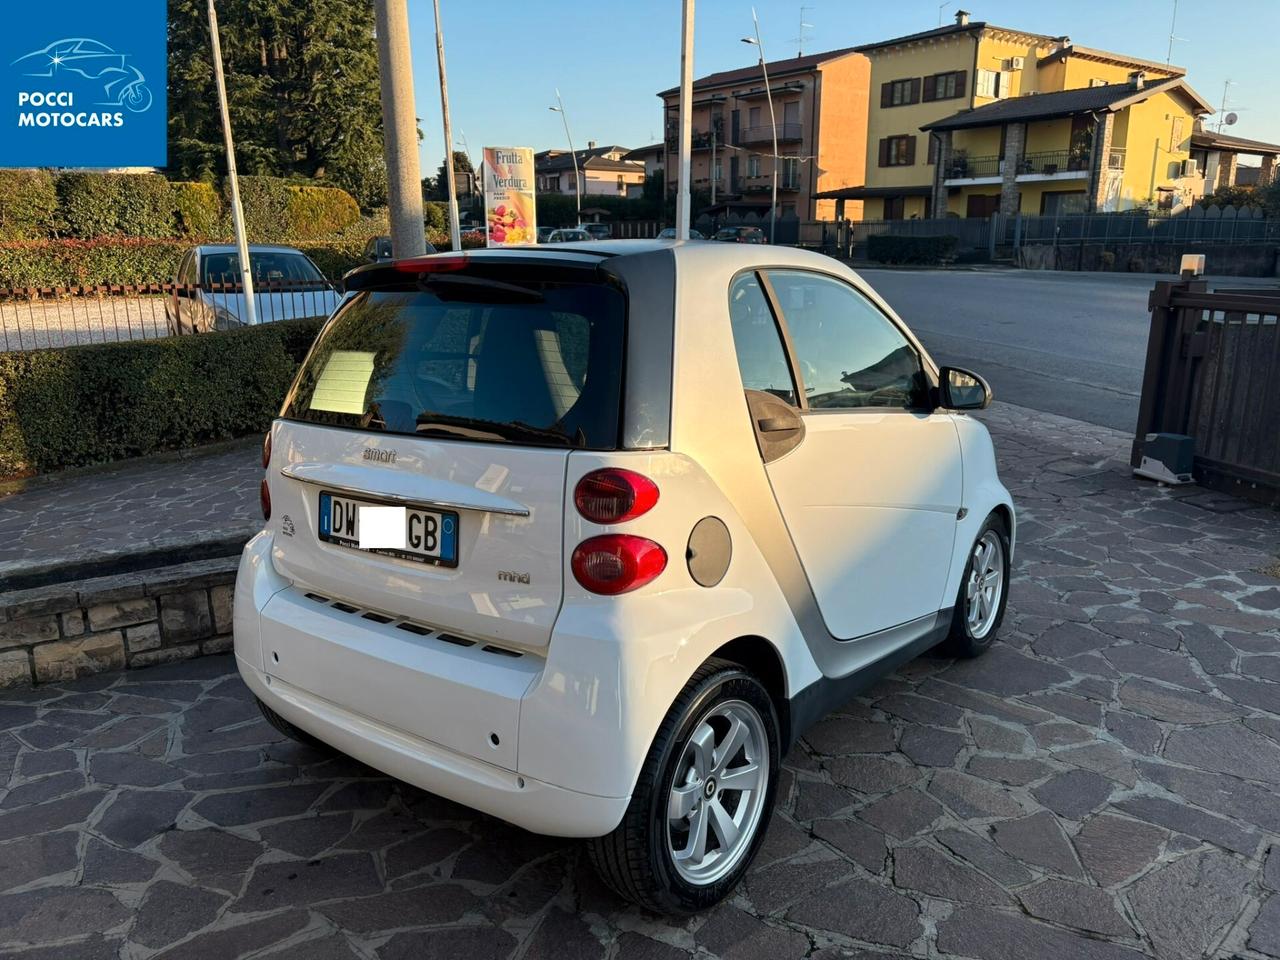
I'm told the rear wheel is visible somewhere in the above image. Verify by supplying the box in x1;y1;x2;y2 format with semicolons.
256;697;330;752
588;659;779;915
943;513;1010;658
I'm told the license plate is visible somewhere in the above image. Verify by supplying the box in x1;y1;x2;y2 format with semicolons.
318;492;458;567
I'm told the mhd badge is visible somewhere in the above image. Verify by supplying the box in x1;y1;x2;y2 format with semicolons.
2;0;166;168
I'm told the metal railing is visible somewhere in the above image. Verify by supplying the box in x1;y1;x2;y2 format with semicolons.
0;279;337;353
1017;150;1091;175
1134;280;1280;505
739;122;803;144
945;154;1002;179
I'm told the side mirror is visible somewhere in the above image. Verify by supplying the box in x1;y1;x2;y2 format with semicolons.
939;366;992;410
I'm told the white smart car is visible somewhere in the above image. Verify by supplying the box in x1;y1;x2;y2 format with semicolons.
235;240;1013;914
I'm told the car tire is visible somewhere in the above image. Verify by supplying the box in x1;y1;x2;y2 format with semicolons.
256;697;331;752
943;512;1011;658
588;657;780;915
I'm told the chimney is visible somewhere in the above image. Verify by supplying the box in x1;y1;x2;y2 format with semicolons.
954;9;970;26
587;139;597;150
1129;70;1145;90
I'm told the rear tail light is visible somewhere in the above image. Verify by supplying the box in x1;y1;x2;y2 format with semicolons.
572;535;667;595
262;431;272;469
574;468;659;524
260;478;272;521
394;253;470;273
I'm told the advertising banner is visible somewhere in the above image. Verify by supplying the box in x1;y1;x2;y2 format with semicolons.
0;0;167;167
482;147;537;246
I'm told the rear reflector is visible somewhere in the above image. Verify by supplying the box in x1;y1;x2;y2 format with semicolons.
571;534;667;595
260;478;271;521
574;468;659;524
394;253;470;273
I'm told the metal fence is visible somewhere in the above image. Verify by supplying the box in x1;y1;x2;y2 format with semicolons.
0;280;337;353
1133;279;1280;505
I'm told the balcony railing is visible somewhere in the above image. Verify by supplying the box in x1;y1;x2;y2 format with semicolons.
739;122;803;145
946;149;1094;180
945;154;1002;179
742;175;802;193
1018;150;1091;175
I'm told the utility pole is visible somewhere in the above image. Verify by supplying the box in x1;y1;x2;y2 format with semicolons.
432;0;461;252
677;0;694;239
207;0;256;325
710;123;717;205
550;91;582;226
374;0;426;259
744;8;778;243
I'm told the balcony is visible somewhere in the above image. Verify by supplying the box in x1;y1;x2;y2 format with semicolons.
943;149;1094;185
1017;150;1091;177
739;122;803;145
741;175;802;193
665;127;725;153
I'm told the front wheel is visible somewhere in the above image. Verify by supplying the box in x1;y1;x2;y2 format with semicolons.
588;659;779;915
943;513;1011;658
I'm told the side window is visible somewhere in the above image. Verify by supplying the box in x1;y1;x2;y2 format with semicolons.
727;273;797;407
765;270;926;410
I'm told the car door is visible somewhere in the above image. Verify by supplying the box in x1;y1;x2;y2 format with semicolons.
728;268;963;640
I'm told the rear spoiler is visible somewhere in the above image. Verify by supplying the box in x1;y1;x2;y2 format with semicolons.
341;249;615;293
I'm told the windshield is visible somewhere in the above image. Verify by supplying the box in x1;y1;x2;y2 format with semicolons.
201;251;325;286
282;278;626;449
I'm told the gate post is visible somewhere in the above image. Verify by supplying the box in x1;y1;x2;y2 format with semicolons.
1131;278;1207;467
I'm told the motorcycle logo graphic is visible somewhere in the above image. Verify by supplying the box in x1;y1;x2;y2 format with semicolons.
12;38;152;112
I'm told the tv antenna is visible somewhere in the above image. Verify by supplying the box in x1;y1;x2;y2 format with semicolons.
792;5;813;57
1216;79;1237;132
1165;0;1186;64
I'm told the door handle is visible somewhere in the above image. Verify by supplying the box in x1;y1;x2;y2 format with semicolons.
757;417;799;433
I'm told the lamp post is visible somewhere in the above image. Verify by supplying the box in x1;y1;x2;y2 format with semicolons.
742;10;778;243
432;0;461;253
549;91;582;226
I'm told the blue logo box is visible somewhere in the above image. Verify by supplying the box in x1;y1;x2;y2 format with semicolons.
0;0;167;167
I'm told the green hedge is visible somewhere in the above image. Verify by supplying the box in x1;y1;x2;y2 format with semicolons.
237;177;361;241
867;234;959;265
172;181;225;238
0;171;59;241
0;317;323;477
56;173;178;239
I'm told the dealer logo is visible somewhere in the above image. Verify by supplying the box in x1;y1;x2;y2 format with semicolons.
12;37;153;129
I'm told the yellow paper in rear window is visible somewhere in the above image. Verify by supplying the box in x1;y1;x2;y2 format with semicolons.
309;350;375;414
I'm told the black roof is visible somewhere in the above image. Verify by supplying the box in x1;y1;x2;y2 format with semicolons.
921;78;1198;131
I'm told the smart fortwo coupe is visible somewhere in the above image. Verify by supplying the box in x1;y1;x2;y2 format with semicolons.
235;240;1014;914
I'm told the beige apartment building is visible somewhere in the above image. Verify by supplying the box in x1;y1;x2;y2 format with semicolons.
656;47;870;221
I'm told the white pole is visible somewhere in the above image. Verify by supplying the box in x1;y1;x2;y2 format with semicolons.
374;0;427;259
752;8;778;244
552;91;582;226
433;0;461;251
207;0;256;325
677;0;695;239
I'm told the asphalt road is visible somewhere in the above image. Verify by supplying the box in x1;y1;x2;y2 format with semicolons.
857;268;1279;432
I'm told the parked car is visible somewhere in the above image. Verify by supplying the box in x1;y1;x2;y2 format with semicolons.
547;228;592;242
657;227;706;240
166;245;340;334
580;223;613;240
363;235;437;263
715;226;767;244
239;241;1012;915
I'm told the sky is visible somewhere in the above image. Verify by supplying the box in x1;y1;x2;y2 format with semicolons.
406;0;1280;174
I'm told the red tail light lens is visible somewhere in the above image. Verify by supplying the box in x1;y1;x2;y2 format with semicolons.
394;253;469;273
261;431;272;469
572;535;667;595
260;478;271;521
574;468;659;524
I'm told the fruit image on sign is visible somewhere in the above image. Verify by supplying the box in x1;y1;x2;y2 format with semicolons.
482;146;537;247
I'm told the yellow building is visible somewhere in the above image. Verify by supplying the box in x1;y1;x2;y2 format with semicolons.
826;11;1214;219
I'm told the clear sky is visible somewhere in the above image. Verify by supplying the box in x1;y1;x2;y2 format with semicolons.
406;0;1280;175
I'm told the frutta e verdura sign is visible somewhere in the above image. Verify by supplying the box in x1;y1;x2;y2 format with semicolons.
1;0;166;167
482;147;537;247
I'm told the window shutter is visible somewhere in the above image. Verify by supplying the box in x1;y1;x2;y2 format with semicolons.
878;138;890;167
923;75;936;102
881;83;892;108
954;70;967;98
909;78;922;104
905;136;917;165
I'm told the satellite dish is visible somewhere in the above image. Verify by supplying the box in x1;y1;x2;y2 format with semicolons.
1224;112;1238;126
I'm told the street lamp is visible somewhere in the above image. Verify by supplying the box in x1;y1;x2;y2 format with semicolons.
742;10;778;244
549;91;582;226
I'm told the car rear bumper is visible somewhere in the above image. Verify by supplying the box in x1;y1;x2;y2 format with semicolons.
233;531;629;838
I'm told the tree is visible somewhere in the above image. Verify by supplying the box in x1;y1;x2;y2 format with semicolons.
167;0;388;209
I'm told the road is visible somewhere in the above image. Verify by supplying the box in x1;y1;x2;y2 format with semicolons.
857;268;1279;432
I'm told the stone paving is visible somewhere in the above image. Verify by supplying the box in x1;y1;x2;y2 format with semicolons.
0;441;260;584
0;403;1279;959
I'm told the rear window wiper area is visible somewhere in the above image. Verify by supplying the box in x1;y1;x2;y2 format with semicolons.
415;414;581;447
419;274;545;303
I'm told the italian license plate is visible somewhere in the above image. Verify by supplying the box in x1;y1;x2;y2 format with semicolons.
318;491;458;567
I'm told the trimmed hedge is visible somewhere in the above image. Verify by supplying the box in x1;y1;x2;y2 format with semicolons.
237;177;361;241
56;173;178;239
867;234;959;265
0;170;59;241
0;317;323;477
172;181;225;238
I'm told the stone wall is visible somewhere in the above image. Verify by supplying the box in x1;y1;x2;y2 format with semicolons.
0;557;237;688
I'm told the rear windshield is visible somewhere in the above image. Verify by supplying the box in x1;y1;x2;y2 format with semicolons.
281;277;626;449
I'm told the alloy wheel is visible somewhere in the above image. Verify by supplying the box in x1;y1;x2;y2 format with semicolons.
965;530;1005;639
666;699;769;885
